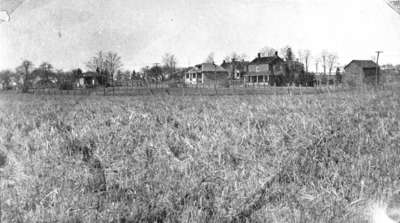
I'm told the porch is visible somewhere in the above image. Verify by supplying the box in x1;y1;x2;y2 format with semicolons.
185;72;204;84
245;74;270;85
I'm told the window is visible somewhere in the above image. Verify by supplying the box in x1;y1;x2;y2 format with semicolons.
256;66;260;72
186;74;189;79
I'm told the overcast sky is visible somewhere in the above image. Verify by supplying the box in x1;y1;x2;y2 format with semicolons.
0;0;399;72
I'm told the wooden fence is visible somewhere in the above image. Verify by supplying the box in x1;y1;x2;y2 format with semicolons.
27;80;350;97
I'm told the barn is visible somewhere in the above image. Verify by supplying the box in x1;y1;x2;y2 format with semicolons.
343;60;381;86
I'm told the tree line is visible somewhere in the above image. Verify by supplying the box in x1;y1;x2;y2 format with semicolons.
0;50;182;91
1;46;399;90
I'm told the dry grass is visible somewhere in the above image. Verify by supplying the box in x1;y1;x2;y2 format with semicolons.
0;89;400;222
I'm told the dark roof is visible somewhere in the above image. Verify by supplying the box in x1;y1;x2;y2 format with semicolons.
188;67;201;73
221;60;249;70
250;56;283;65
221;60;249;66
35;79;57;87
83;72;99;77
344;60;379;70
195;63;227;72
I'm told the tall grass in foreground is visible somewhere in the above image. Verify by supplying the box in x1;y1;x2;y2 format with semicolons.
0;89;400;222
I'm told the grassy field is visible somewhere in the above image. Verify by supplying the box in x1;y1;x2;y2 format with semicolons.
0;89;400;222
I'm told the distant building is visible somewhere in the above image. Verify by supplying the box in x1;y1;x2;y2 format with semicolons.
245;52;285;85
83;71;100;87
185;63;229;85
31;75;57;89
75;71;110;88
343;60;381;86
0;80;19;90
381;64;400;84
381;64;396;72
221;59;249;80
34;79;57;88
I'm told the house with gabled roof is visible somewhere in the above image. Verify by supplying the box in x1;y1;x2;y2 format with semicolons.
221;59;249;80
343;60;381;86
245;52;285;86
83;71;101;87
185;63;229;85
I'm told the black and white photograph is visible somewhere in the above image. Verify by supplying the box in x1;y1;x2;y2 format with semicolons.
0;0;400;222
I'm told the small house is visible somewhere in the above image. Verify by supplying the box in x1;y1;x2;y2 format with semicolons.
76;71;104;88
185;63;229;85
343;60;381;86
221;59;249;80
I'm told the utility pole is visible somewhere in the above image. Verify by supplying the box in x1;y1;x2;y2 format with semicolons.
375;51;383;86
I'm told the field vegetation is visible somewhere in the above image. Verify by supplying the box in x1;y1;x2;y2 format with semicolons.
0;89;400;222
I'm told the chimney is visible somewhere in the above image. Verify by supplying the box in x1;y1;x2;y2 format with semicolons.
258;53;261;58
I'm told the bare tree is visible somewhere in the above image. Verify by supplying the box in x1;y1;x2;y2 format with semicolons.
86;51;106;72
259;46;276;57
298;51;304;64
304;50;311;73
86;51;122;85
280;45;294;61
205;52;215;63
105;52;123;80
225;52;248;62
321;50;328;75
315;58;320;73
298;50;311;73
116;70;131;83
327;53;338;75
162;53;177;71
